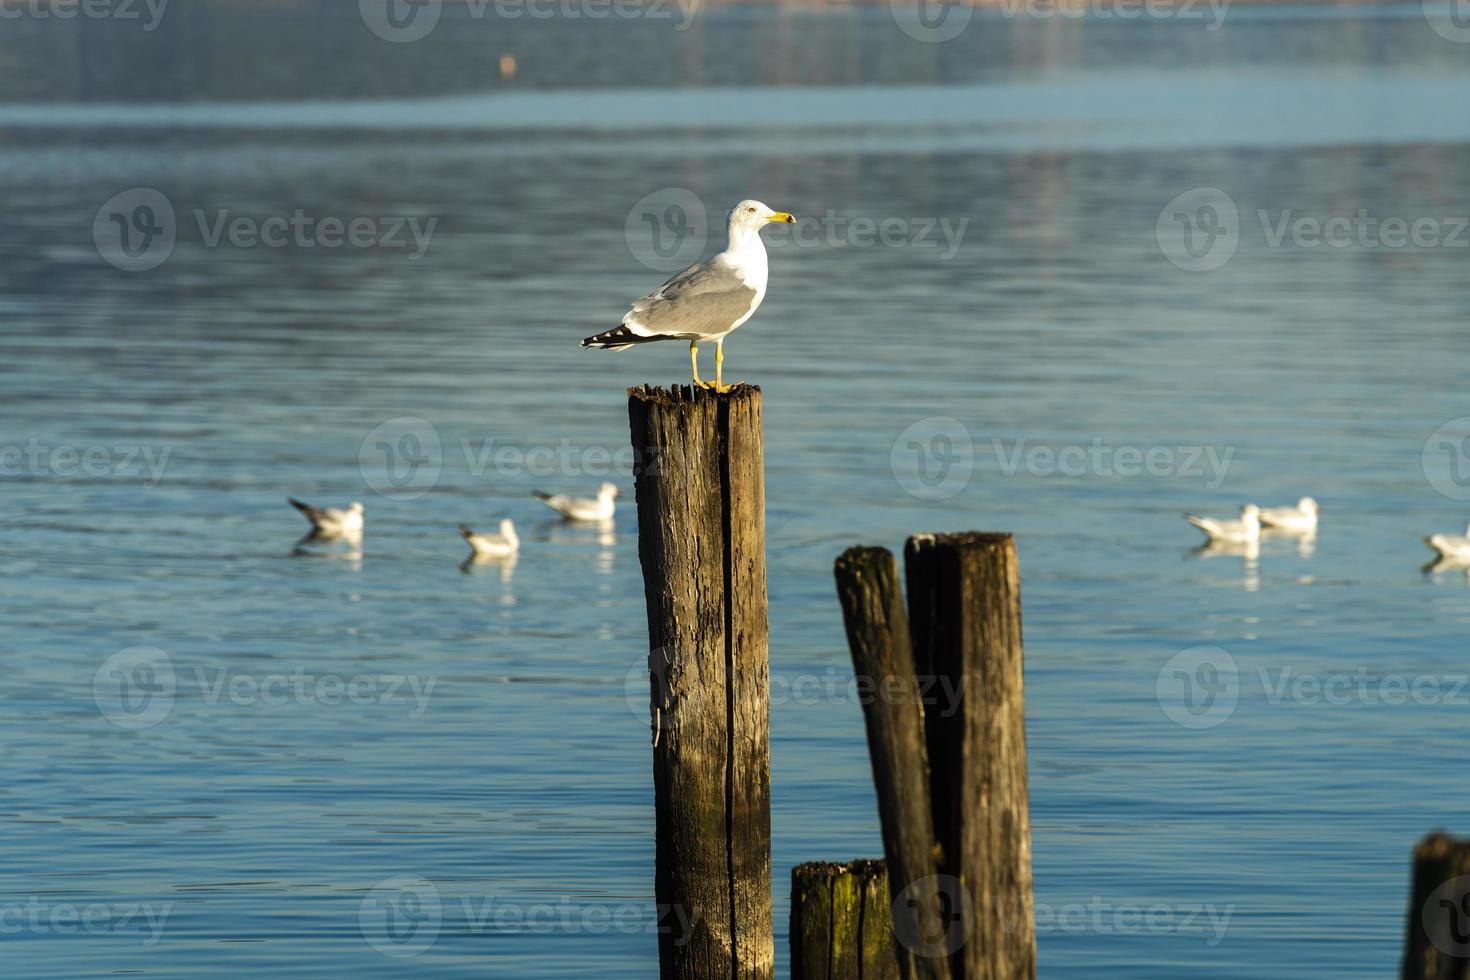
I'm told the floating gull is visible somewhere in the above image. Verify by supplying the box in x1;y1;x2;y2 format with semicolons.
460;519;520;559
1425;523;1470;561
535;482;618;522
1257;497;1320;533
289;498;364;538
581;199;795;392
1185;504;1261;544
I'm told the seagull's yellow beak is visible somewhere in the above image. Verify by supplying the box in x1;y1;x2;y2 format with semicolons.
767;211;795;224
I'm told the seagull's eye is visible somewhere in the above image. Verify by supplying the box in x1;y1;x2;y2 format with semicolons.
745;207;755;213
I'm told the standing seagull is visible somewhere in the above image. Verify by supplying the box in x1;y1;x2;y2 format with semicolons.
288;498;364;538
534;482;618;522
460;519;519;559
1258;497;1320;533
582;200;795;393
1184;504;1261;545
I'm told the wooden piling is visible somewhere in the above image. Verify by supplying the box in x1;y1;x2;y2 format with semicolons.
904;532;1035;980
627;384;772;980
834;547;956;980
1402;832;1470;979
791;860;900;980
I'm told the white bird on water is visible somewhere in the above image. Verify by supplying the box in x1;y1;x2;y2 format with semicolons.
1425;523;1470;561
581;199;795;393
1258;497;1320;533
535;482;619;522
460;519;520;559
289;498;364;537
1185;504;1261;544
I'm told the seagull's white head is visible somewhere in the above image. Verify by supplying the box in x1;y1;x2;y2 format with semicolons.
1241;504;1261;521
500;518;517;539
1297;497;1320;514
727;200;794;243
349;502;365;514
599;482;621;499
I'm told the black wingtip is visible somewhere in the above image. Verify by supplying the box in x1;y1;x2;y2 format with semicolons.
459;524;475;539
289;497;310;513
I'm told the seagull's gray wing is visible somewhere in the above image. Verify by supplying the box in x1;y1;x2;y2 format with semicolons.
624;258;759;340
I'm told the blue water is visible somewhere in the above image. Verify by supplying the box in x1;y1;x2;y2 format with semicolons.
3;2;1470;977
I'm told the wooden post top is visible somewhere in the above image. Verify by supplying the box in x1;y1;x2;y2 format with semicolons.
628;383;762;405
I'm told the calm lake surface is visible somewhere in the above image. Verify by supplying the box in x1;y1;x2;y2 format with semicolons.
3;3;1470;977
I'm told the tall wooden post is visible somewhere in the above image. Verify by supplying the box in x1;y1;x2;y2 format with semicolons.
835;547;956;980
628;384;773;980
1402;832;1470;979
791;860;900;980
905;533;1035;980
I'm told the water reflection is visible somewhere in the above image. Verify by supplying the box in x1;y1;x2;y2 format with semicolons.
1190;538;1261;592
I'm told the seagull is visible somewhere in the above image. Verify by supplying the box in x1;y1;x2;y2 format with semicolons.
460;519;519;559
534;482;619;522
1185;504;1261;544
1425;523;1470;561
289;498;364;537
1258;497;1320;533
581;199;795;393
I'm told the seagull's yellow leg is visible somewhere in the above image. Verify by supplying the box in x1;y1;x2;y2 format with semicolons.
689;341;705;388
708;340;739;394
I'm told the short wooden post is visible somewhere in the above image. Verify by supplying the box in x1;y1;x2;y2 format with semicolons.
835;547;956;980
791;860;899;980
905;532;1036;980
627;384;772;980
1402;832;1470;979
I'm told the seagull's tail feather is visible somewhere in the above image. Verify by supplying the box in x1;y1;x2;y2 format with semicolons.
533;492;554;503
1184;513;1221;539
289;497;320;521
459;525;476;541
582;324;661;352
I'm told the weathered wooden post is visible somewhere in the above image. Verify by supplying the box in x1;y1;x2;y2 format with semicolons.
835;547;956;980
791;860;899;980
627;384;772;980
1402;832;1470;979
905;532;1036;980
